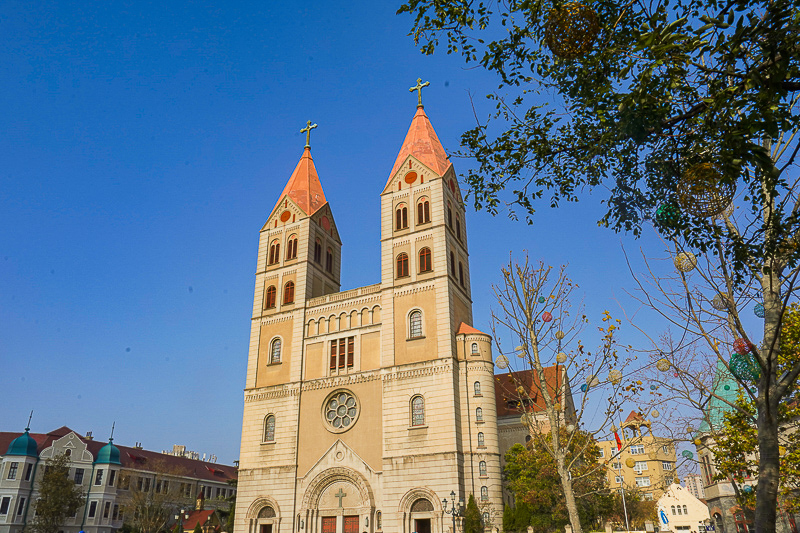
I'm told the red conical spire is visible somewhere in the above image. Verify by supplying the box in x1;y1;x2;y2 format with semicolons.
275;147;327;216
387;106;452;185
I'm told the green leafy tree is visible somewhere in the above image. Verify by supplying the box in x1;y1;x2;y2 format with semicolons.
119;460;192;533
193;522;202;533
31;453;84;533
462;495;483;533
398;1;800;530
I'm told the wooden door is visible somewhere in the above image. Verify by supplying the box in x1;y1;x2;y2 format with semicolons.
322;517;336;533
343;516;359;533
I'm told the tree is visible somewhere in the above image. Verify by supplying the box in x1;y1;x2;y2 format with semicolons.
31;453;84;533
463;494;483;533
398;2;800;530
119;461;192;533
193;523;202;533
492;257;634;533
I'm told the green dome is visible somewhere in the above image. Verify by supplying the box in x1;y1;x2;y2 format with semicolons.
94;439;121;465
7;430;39;457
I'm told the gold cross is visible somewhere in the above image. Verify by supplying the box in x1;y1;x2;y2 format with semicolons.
409;78;430;107
300;120;318;148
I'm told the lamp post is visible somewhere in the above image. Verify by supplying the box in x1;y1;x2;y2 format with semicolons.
175;509;187;533
442;491;464;533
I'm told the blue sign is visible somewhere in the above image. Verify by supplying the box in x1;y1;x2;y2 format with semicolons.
660;510;669;525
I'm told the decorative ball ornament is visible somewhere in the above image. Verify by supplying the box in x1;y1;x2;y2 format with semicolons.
651;409;660;418
544;3;600;60
625;458;636;468
693;438;702;446
729;352;760;382
608;369;622;384
566;424;575;433
655;203;681;228
656;358;671;372
587;375;600;387
686;425;695;434
517;386;526;395
681;450;694;459
742;485;754;494
553;402;562;411
517;350;526;359
538;296;546;303
555;330;565;340
723;384;731;391
674;252;698;272
496;355;509;369
676;163;736;218
580;384;589;393
542;311;553;322
711;293;730;311
556;352;568;363
733;338;751;355
520;413;534;426
754;303;765;318
780;446;787;455
650;384;658;391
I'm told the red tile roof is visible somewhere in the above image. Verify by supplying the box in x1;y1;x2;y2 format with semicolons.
387;106;452;183
624;410;645;424
494;367;564;418
456;322;487;335
273;147;327;217
0;427;237;482
182;510;216;531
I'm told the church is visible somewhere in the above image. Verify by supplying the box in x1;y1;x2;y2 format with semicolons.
233;83;503;533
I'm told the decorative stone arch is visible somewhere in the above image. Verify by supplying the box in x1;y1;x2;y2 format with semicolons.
397;488;442;533
246;497;282;533
246;497;281;520
301;467;374;511
339;311;348;329
350;309;360;328
371;305;381;324
307;319;317;337
360;307;371;325
328;314;338;332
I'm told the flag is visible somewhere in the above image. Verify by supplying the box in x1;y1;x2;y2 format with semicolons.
614;430;622;450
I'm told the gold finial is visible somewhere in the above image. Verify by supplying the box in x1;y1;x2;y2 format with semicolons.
300;120;318;149
409;78;430;107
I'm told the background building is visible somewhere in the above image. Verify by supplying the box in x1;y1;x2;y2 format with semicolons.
657;483;710;533
683;474;705;501
234;98;503;533
0;426;237;533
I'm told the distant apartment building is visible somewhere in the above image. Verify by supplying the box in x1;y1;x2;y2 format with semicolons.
0;425;237;533
684;474;706;500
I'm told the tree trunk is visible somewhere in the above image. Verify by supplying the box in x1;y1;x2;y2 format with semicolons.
754;391;780;533
556;452;583;533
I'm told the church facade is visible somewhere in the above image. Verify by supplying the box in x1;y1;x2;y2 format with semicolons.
234;99;503;533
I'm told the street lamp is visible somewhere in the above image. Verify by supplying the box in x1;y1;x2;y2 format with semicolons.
175;509;187;533
442;491;464;533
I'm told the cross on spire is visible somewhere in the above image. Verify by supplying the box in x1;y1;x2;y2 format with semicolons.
409;78;430;107
300;120;318;148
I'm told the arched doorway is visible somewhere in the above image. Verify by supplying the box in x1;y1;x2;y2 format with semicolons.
300;468;374;533
410;499;434;533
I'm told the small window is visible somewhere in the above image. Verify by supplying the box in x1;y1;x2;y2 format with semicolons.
396;205;408;230
268;240;280;265
411;396;425;426
7;462;18;480
265;286;276;309
283;281;295;304
471;343;479;355
483;512;489;524
450;251;456;276
95;469;104;486
459;262;465;286
409;310;423;338
264;415;276;442
477;432;485;446
396;253;409;278
474;381;481;395
326;248;333;273
329;336;355;373
630;444;645;454
377;511;382;530
662;461;673;471
480;486;488;501
476;407;483;422
417;198;430;224
103;502;111;519
447;202;453;228
24;463;33;481
598;449;605;458
108;470;116;487
479;461;487;476
270;338;282;364
88;501;97;518
683;505;688;514
314;239;322;263
419;247;432;273
456;215;461;240
0;497;10;515
286;235;298;260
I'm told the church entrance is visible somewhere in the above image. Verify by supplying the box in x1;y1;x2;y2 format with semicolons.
321;517;336;533
414;519;431;533
343;516;359;533
260;526;272;533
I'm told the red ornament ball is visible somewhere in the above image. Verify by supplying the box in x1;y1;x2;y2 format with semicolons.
733;338;751;355
542;312;553;322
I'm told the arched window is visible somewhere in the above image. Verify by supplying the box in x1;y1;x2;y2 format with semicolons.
376;511;382;530
471;343;479;355
326;248;333;273
268;240;280;265
314;239;322;263
417;198;430;224
476;407;483;422
447;202;453;228
682;505;688;515
474;381;481;395
396;253;409;278
286;235;298;260
265;286;276;309
409;310;423;339
482;512;489;524
480;486;488;501
671;506;676;515
411;396;425;426
395;204;408;230
459;262;465;286
270;338;281;364
450;251;456;276
456;215;461;240
283;281;295;304
263;415;275;442
477;432;485;446
419;247;432;273
479;461;487;476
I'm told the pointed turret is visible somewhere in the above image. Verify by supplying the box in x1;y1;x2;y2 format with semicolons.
387;106;452;184
273;147;327;217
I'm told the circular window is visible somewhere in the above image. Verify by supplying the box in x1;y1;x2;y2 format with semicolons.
323;390;359;433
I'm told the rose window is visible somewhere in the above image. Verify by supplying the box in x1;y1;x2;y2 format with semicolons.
324;391;358;431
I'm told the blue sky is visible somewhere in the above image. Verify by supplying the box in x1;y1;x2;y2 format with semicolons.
1;0;666;464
